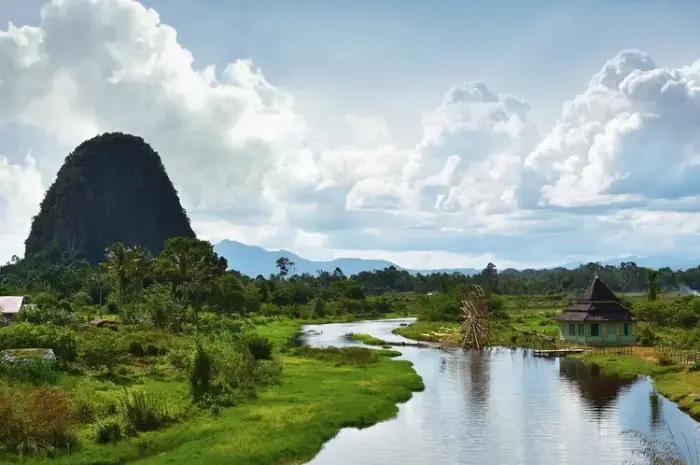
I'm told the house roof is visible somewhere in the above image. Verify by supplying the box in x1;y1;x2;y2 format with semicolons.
557;276;634;322
0;296;25;315
581;276;619;302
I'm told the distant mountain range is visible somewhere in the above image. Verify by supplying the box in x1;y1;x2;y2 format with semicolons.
213;240;700;278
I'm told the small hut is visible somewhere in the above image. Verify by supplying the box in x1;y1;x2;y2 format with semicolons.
0;296;25;321
557;275;636;346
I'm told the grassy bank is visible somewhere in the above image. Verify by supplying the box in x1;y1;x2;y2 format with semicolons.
9;317;423;465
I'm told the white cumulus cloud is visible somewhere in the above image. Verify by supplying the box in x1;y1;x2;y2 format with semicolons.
1;0;700;268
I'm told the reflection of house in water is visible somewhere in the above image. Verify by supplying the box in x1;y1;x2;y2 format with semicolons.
559;358;636;420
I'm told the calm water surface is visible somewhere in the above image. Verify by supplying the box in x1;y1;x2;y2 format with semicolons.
301;318;700;465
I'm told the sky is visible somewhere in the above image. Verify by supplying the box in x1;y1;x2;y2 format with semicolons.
1;0;700;271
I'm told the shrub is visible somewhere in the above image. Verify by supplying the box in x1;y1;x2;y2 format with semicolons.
638;325;657;346
79;329;124;374
313;298;326;318
0;388;77;455
121;391;174;433
17;305;80;327
246;335;273;361
190;343;213;403
129;341;146;357
93;418;123;444
0;323;77;362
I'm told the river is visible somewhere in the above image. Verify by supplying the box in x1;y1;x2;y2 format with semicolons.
300;318;700;465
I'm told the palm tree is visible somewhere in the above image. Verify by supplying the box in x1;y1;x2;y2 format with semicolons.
103;243;152;306
156;238;221;315
646;268;661;301
103;243;135;305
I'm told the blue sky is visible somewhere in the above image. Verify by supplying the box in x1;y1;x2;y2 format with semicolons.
1;0;700;270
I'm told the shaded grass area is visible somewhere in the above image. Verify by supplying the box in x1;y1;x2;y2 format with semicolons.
12;318;423;465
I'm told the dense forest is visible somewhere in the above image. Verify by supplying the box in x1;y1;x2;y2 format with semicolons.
4;240;700;315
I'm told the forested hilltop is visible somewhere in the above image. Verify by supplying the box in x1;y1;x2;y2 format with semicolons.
25;132;196;265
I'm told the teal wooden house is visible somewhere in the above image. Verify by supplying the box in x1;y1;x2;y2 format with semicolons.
557;275;636;346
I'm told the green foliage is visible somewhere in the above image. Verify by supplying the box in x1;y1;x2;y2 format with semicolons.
0;359;59;384
190;342;212;403
313;298;326;317
79;329;124;374
92;418;123;444
120;390;175;433
292;346;380;366
0;323;77;362
17;304;80;327
245;335;274;361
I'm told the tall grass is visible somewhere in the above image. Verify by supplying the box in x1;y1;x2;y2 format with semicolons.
623;425;700;465
0;359;59;384
0;388;77;456
293;346;380;365
121;390;175;433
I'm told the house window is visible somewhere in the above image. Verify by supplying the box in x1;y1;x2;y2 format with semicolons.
569;323;575;335
590;324;600;337
578;324;583;336
623;323;629;336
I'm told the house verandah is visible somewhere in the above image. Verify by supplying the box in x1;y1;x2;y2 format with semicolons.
556;275;637;346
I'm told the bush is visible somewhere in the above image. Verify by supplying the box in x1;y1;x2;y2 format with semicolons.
246;335;273;361
17;305;80;327
658;354;674;366
0;323;77;362
129;341;146;357
93;418;123;444
121;391;174;433
189;335;281;406
79;329;124;374
638;325;657;346
190;343;213;403
0;388;77;455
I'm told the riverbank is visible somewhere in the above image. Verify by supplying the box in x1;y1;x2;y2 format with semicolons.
6;317;424;465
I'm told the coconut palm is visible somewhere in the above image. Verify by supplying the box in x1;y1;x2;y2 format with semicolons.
646;268;661;301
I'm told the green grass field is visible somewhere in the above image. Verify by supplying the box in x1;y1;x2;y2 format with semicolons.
11;318;423;465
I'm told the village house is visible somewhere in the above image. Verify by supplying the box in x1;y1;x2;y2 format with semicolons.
0;296;25;322
557;275;636;346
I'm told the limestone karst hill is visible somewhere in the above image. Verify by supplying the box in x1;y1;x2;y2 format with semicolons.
25;132;195;264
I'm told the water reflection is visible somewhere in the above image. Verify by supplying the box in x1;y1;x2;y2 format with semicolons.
650;391;663;430
559;358;636;420
301;319;700;465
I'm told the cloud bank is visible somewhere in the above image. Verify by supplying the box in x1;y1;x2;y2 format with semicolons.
1;0;699;269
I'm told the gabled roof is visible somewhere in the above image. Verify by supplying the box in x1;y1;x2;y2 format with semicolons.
581;276;618;302
0;296;25;314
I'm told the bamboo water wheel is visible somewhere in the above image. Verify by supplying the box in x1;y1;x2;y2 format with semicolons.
441;285;489;350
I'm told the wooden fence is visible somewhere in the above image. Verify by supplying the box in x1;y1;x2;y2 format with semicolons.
651;345;700;366
584;345;634;357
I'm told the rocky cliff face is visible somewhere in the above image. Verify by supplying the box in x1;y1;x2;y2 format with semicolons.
25;132;196;264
